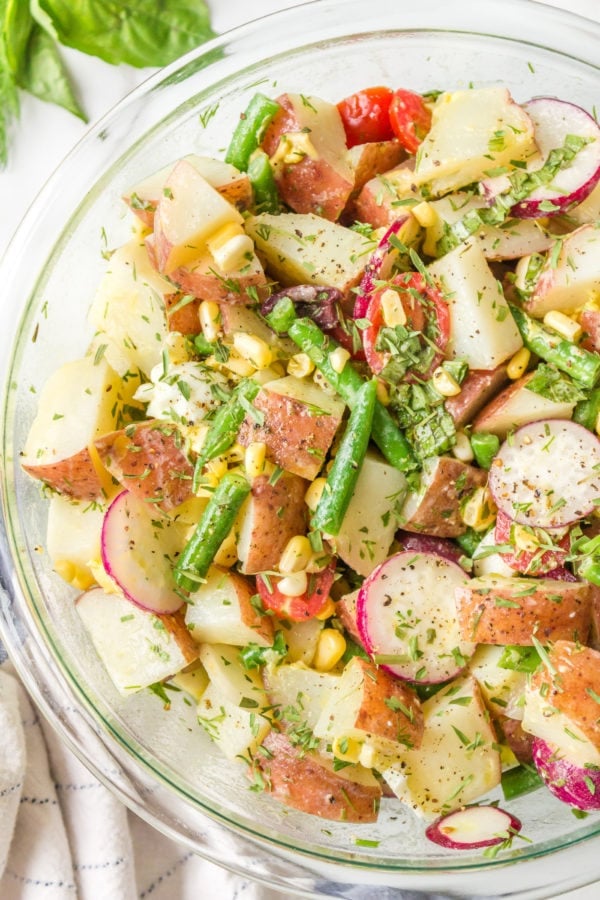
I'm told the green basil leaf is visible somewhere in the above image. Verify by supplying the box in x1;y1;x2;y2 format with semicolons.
18;25;87;122
39;0;215;68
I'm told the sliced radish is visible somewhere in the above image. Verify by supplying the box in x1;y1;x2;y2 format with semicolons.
101;489;185;614
353;217;410;319
425;805;522;850
356;550;475;683
494;509;570;576
481;97;600;219
532;737;600;811
488;419;600;529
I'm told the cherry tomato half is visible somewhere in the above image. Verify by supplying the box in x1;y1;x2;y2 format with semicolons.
362;272;449;378
337;86;395;148
256;560;336;622
389;89;432;155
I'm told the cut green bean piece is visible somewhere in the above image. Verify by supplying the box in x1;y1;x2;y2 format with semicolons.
225;93;281;172
311;379;377;536
509;304;600;390
501;764;543;801
287;318;418;473
248;149;280;213
174;471;251;592
192;379;259;491
470;431;500;470
264;296;297;334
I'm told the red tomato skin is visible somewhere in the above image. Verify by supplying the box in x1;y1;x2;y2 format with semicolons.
389;89;432;154
362;272;449;377
256;561;336;622
337;86;395;148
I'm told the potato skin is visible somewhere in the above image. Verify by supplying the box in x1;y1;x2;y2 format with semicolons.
531;641;600;751
335;590;362;645
240;472;308;575
238;388;341;481
399;457;487;538
95;421;194;512
456;575;592;646
497;716;534;765
253;731;381;822
161;609;201;664
165;291;201;335
445;365;509;429
353;170;408;228
352;658;424;749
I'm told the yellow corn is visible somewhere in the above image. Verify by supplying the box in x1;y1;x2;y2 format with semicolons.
381;288;407;327
507;346;531;380
329;346;351;374
512;524;540;553
374;378;390;406
198;300;221;342
452;431;474;463
314;596;336;620
244;441;266;479
213;526;238;567
411;200;437;228
461;486;497;532
543;310;583;343
53;560;95;591
331;735;362;764
279;534;313;575
305;477;327;511
220;347;255;377
432;366;461;397
287;353;315;378
277;571;308;597
313;628;347;672
206;456;228;481
233;333;273;369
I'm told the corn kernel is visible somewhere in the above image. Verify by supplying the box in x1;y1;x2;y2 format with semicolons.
314;596;336;620
244;441;267;479
381;289;407;327
506;346;531;380
211;233;254;273
305;477;327;511
213;526;238;567
233;333;273;369
279;534;313;574
375;378;390;406
287;352;315;379
332;735;362;763
543;310;583;343
432;366;461;397
411;200;437;228
452;431;475;463
220;347;255;377
461;486;497;532
278;571;308;597
329;346;351;374
199;300;221;342
206;456;228;481
313;628;347;672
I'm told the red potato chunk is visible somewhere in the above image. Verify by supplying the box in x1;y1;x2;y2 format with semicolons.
95;421;194;512
530;641;600;751
252;731;381;823
344;140;406;218
335;589;362;645
398;456;488;538
472;371;577;438
237;472;308;575
444;365;509;429
347;658;424;749
238;386;343;481
165;291;201;335
353;163;418;228
261;93;354;221
580;307;600;353
455;575;592;646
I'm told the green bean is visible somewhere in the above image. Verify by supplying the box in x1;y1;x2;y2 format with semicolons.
225;93;280;172
573;387;600;432
311;379;377;536
192;379;259;491
287;317;418;473
264;296;297;334
454;527;484;558
247;149;280;213
501;764;543;801
174;471;251;592
509;304;600;390
470;431;500;470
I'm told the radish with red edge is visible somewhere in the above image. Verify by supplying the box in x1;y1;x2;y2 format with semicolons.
532;737;600;811
494;509;570;576
488;419;600;530
101;489;185;615
481;97;600;218
353;218;411;319
356;550;475;683
425;805;522;851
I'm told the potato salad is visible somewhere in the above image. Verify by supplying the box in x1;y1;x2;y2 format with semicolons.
22;80;600;851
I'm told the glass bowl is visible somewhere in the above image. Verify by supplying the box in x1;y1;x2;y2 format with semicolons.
2;0;600;895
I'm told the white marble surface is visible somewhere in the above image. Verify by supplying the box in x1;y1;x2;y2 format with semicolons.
2;0;600;897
